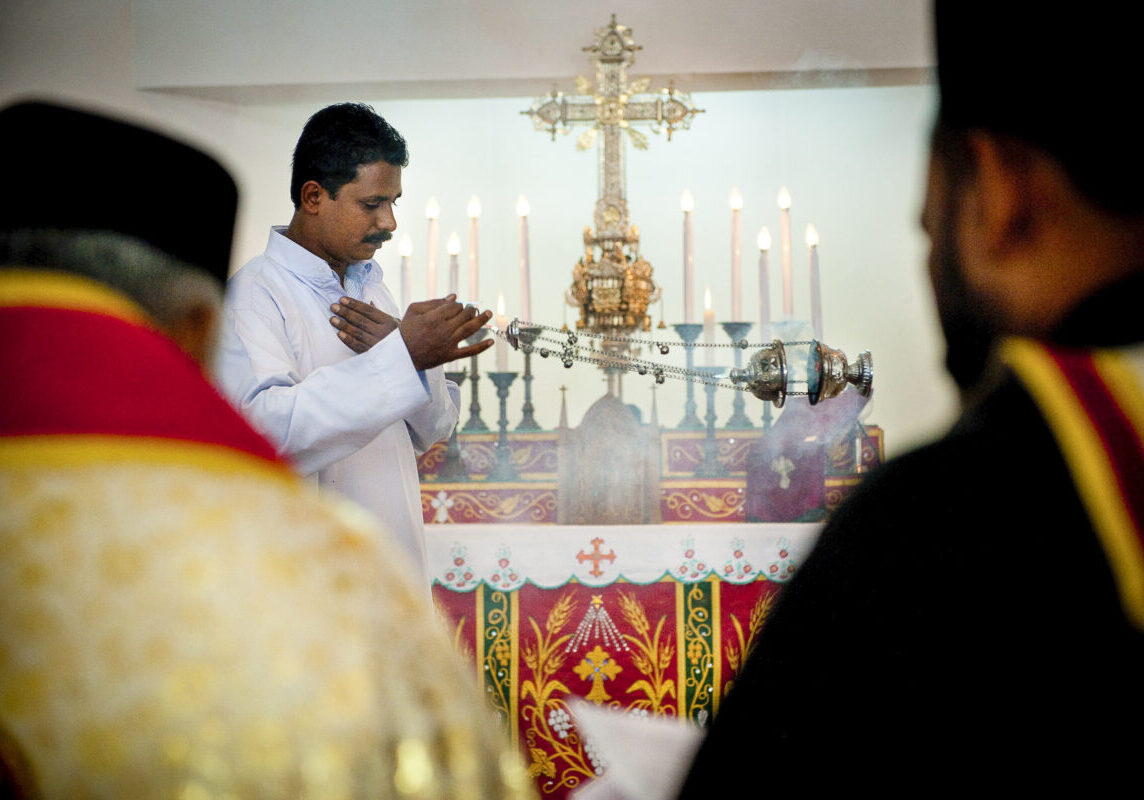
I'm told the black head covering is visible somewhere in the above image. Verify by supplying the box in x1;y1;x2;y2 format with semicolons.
0;99;238;284
934;1;1142;214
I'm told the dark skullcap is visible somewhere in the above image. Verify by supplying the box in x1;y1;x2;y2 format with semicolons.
934;1;1142;214
0;99;238;284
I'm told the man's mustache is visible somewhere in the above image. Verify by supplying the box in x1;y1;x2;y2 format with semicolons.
364;230;393;245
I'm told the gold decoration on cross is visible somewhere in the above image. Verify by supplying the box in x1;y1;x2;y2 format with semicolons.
573;645;623;704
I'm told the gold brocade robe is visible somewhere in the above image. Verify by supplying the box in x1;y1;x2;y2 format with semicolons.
0;269;533;799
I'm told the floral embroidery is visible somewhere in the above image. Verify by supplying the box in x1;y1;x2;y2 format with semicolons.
440;542;480;591
765;537;797;583
676;536;711;582
487;545;524;591
721;537;756;584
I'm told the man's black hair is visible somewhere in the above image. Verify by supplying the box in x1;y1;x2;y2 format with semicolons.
290;103;409;209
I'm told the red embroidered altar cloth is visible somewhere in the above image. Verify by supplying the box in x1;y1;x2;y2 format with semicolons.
427;523;820;798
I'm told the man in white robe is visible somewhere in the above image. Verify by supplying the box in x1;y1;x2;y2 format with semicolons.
216;103;493;572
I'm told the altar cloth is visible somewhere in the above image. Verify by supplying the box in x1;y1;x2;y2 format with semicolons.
426;523;820;589
427;522;821;799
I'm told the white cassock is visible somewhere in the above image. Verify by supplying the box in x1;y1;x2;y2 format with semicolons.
216;227;459;574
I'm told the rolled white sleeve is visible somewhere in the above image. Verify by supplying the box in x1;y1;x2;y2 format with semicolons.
406;367;461;455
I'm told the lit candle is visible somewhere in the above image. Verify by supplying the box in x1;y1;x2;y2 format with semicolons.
777;187;793;317
681;190;695;323
495;291;509;372
517;195;532;322
446;233;461;296
703;285;715;367
757;227;771;339
806;224;822;341
398;234;413;310
426;196;440;298
729;187;743;320
467;195;481;303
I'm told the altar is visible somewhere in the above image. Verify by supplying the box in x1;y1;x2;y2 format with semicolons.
421;417;881;798
416;15;884;798
418;424;883;525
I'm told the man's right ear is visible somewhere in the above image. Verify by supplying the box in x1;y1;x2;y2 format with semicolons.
298;180;326;214
962;131;1036;259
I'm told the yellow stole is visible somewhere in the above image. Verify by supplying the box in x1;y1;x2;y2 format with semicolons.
1002;338;1144;629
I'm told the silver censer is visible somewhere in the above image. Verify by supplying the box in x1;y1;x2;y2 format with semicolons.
729;340;873;407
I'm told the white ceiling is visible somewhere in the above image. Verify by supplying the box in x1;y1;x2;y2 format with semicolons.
133;0;934;102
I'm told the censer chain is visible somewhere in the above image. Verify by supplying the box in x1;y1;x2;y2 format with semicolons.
492;326;809;394
514;320;814;353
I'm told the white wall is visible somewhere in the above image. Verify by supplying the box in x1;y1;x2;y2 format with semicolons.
0;0;959;456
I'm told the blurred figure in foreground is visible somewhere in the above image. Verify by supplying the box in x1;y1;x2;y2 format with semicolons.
678;1;1144;789
0;100;531;800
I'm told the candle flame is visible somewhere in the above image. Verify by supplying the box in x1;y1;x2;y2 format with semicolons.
805;224;819;248
777;186;792;210
497;292;505;317
467;195;482;218
729;187;743;211
757;227;771;251
398;234;413;257
447;232;461;255
680;189;695;213
516;195;530;217
425;196;440;219
704;285;712;311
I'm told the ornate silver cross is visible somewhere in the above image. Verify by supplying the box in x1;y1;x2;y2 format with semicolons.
522;16;704;341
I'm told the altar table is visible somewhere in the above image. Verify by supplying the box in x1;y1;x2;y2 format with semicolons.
418;426;883;525
427;522;821;798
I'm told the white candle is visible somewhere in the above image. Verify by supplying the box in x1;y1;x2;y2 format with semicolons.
398;234;413;310
777;187;793;317
517;195;532;322
757;227;771;339
807;224;822;341
446;233;461;297
495;291;508;372
729;187;743;320
702;285;715;367
467;195;481;303
426;196;440;298
681;190;695;323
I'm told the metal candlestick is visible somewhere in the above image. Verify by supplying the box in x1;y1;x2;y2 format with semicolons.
672;322;703;429
720;321;754;429
516;325;542;431
462;328;490;431
438;370;470;481
693;366;727;477
486;371;520;481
